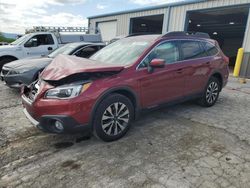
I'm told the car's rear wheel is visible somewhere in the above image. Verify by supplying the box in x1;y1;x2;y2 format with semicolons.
93;94;134;142
198;77;221;107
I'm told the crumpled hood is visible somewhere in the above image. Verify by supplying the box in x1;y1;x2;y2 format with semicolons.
41;54;124;81
3;57;52;70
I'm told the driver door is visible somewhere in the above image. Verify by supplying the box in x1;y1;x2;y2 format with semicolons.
24;34;57;57
136;41;188;108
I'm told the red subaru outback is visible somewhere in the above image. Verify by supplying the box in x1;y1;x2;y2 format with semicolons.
22;32;229;141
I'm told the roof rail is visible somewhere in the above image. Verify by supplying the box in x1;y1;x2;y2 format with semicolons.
162;31;210;39
25;26;99;34
126;32;160;37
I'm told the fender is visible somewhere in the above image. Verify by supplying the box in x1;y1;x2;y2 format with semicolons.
206;69;223;90
89;86;141;128
0;48;21;60
0;55;18;60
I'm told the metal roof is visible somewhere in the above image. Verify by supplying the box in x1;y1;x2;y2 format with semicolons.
88;0;207;19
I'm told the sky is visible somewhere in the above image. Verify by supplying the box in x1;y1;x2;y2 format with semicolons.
0;0;185;34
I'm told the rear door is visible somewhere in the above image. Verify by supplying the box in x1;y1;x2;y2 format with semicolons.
179;40;210;95
137;40;188;108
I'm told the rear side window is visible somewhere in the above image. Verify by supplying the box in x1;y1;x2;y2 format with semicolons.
203;42;219;56
180;40;206;60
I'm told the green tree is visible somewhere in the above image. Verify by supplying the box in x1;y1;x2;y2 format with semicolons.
0;31;15;43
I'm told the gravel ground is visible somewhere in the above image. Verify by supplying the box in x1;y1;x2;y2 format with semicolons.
0;76;250;188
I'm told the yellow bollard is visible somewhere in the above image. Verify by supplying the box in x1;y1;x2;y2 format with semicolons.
233;48;244;77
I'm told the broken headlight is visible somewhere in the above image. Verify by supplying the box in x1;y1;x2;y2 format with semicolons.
45;83;91;99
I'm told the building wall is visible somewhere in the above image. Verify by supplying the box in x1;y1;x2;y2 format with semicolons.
89;8;168;36
168;0;250;52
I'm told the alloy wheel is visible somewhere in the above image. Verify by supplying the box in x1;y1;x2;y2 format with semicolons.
206;81;219;104
101;102;130;136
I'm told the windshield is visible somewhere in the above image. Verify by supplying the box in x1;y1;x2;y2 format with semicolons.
90;35;158;66
11;34;31;45
48;44;77;58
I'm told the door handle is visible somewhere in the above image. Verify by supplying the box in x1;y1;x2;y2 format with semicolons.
48;47;53;51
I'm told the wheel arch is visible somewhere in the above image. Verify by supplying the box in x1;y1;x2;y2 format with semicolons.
210;72;223;91
0;55;18;61
89;86;140;128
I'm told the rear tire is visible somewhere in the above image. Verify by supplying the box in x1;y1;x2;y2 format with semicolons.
93;94;134;142
198;77;221;107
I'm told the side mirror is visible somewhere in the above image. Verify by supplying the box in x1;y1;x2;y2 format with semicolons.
150;59;165;68
148;59;165;73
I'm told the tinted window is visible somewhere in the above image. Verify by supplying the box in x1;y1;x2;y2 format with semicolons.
203;42;219;56
180;41;206;60
139;41;180;68
74;46;100;58
25;34;54;47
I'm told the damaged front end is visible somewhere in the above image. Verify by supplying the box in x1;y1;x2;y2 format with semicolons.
22;70;121;102
21;54;125;133
43;71;119;87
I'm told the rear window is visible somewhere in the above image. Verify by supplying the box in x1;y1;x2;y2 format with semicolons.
180;40;206;60
203;42;219;56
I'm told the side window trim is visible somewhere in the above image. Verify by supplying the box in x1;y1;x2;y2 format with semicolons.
136;39;220;71
202;41;220;57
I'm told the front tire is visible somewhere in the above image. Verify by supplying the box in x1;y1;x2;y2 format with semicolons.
93;94;134;142
198;77;221;107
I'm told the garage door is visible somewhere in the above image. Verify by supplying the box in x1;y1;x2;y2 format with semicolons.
97;21;117;42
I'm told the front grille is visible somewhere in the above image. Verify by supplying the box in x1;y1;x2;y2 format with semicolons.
25;81;40;102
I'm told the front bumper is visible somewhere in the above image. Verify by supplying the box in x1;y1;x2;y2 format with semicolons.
23;107;91;134
21;85;95;134
1;71;35;88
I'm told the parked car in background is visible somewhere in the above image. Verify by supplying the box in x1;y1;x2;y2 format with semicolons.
0;42;9;46
1;42;105;88
0;26;102;70
22;32;229;142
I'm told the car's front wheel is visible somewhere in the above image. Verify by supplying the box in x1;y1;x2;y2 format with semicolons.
199;77;221;107
93;94;134;142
